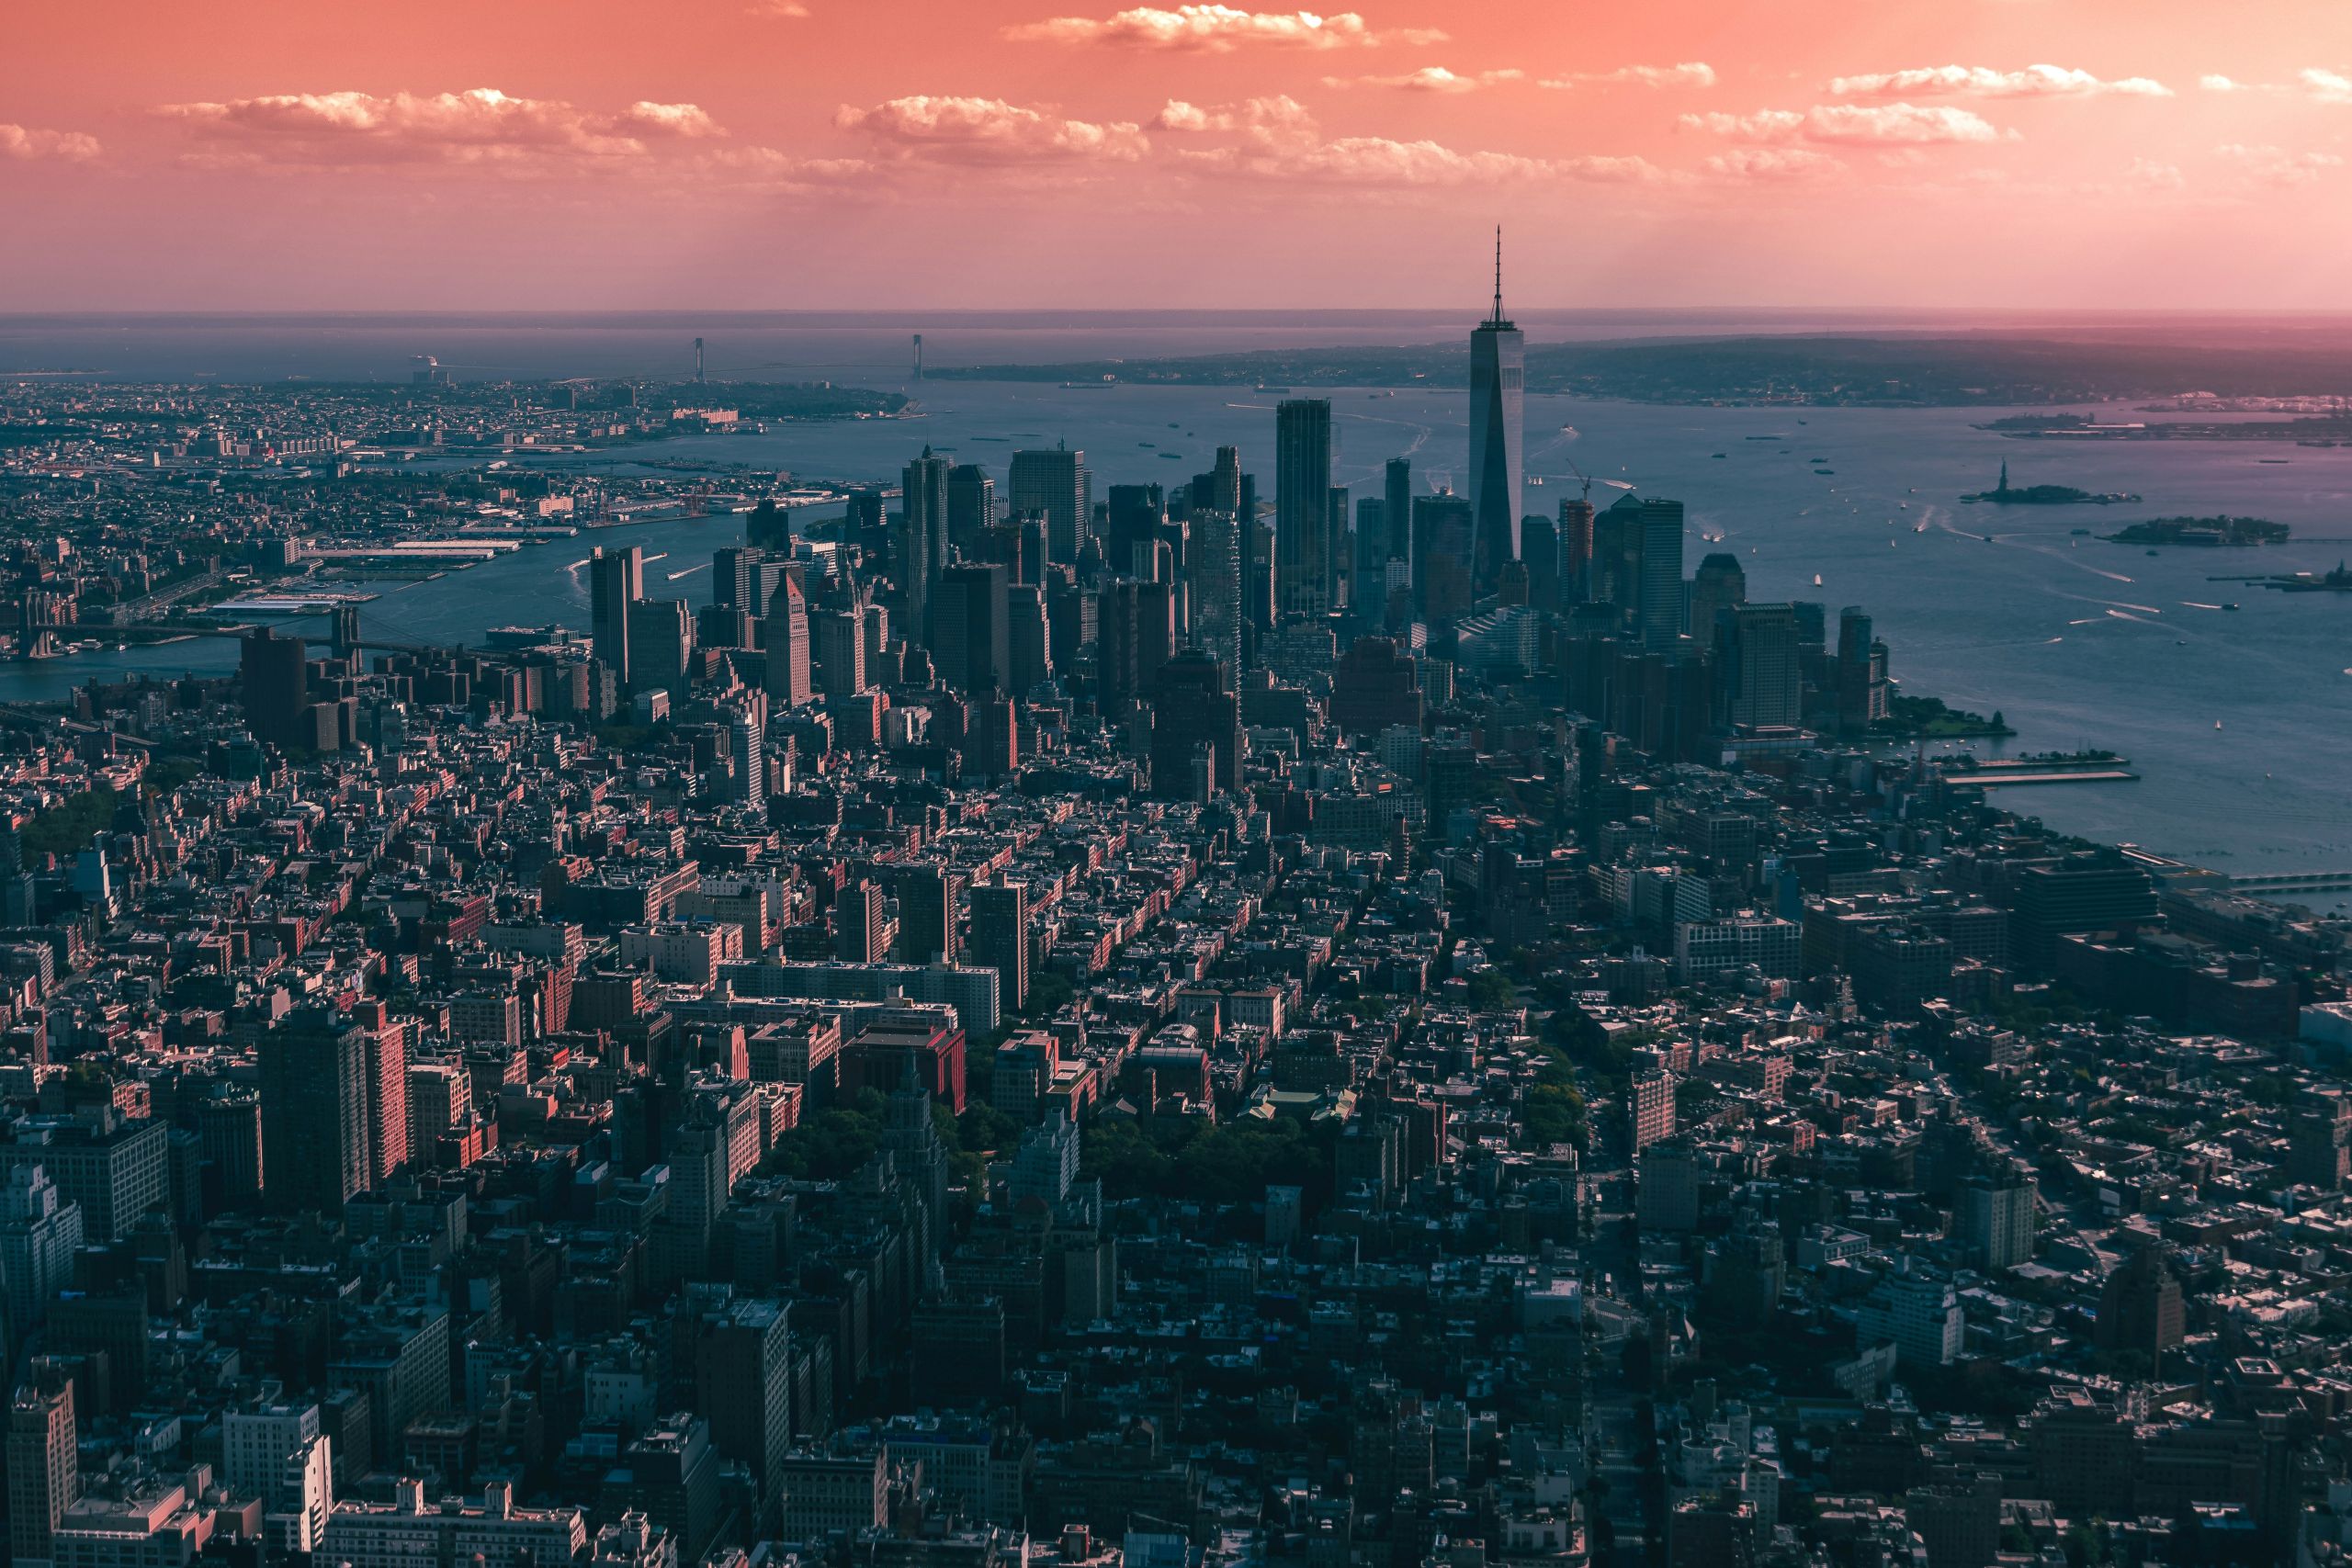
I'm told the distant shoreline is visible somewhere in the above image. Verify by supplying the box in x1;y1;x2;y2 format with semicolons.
926;333;2352;410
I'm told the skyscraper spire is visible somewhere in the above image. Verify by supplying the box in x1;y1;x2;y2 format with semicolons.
1467;231;1525;600
1491;225;1504;325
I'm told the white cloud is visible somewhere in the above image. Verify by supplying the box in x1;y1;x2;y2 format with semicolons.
1703;147;1840;180
1809;103;2010;141
1153;100;1220;131
1682;109;1806;140
1151;96;1311;130
2303;68;2352;104
1684;103;2010;144
2216;141;2345;184
156;87;718;165
1826;64;2170;98
1323;66;1523;93
0;123;101;161
1150;95;1655;186
1185;129;1657;186
2199;73;2260;93
1005;6;1443;51
2123;157;2184;190
1541;62;1716;90
621;102;724;139
747;0;809;14
834;96;1148;163
690;146;871;190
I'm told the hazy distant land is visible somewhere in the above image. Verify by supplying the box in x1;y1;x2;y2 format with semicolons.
929;333;2352;410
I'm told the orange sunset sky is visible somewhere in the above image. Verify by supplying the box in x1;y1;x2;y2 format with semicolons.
4;0;2348;311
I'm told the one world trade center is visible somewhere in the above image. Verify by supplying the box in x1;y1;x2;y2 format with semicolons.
1467;227;1524;598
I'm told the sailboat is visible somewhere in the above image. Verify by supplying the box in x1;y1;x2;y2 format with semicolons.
1812;573;1824;587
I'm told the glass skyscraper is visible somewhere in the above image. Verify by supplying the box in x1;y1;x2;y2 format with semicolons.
1467;230;1524;599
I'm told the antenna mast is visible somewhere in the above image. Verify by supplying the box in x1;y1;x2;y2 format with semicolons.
1491;226;1503;325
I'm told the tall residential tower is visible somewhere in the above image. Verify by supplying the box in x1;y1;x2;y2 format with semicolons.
1274;399;1333;618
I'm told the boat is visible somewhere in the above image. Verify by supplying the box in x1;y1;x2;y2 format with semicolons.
1914;523;1928;533
2224;603;2241;611
2215;720;2223;729
1711;453;1726;458
1812;574;1823;586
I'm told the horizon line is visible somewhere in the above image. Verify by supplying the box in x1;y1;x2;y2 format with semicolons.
9;305;2352;323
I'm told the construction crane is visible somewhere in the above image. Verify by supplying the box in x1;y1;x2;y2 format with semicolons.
1563;457;1595;506
1543;453;1636;502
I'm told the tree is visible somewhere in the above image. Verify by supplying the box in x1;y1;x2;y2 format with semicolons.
956;1101;1021;1154
1524;1082;1586;1147
1466;968;1518;1011
22;786;119;860
764;1106;880;1180
141;756;206;796
1025;972;1075;1017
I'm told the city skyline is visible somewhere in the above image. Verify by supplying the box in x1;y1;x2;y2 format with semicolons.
6;293;2352;1568
7;0;2352;310
10;8;2352;1568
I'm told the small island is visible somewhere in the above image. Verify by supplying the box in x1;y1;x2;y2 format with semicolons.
2102;515;2290;547
1982;412;2098;432
1962;462;2139;505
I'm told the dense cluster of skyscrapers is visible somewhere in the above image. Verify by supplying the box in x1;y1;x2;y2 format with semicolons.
552;244;1887;789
